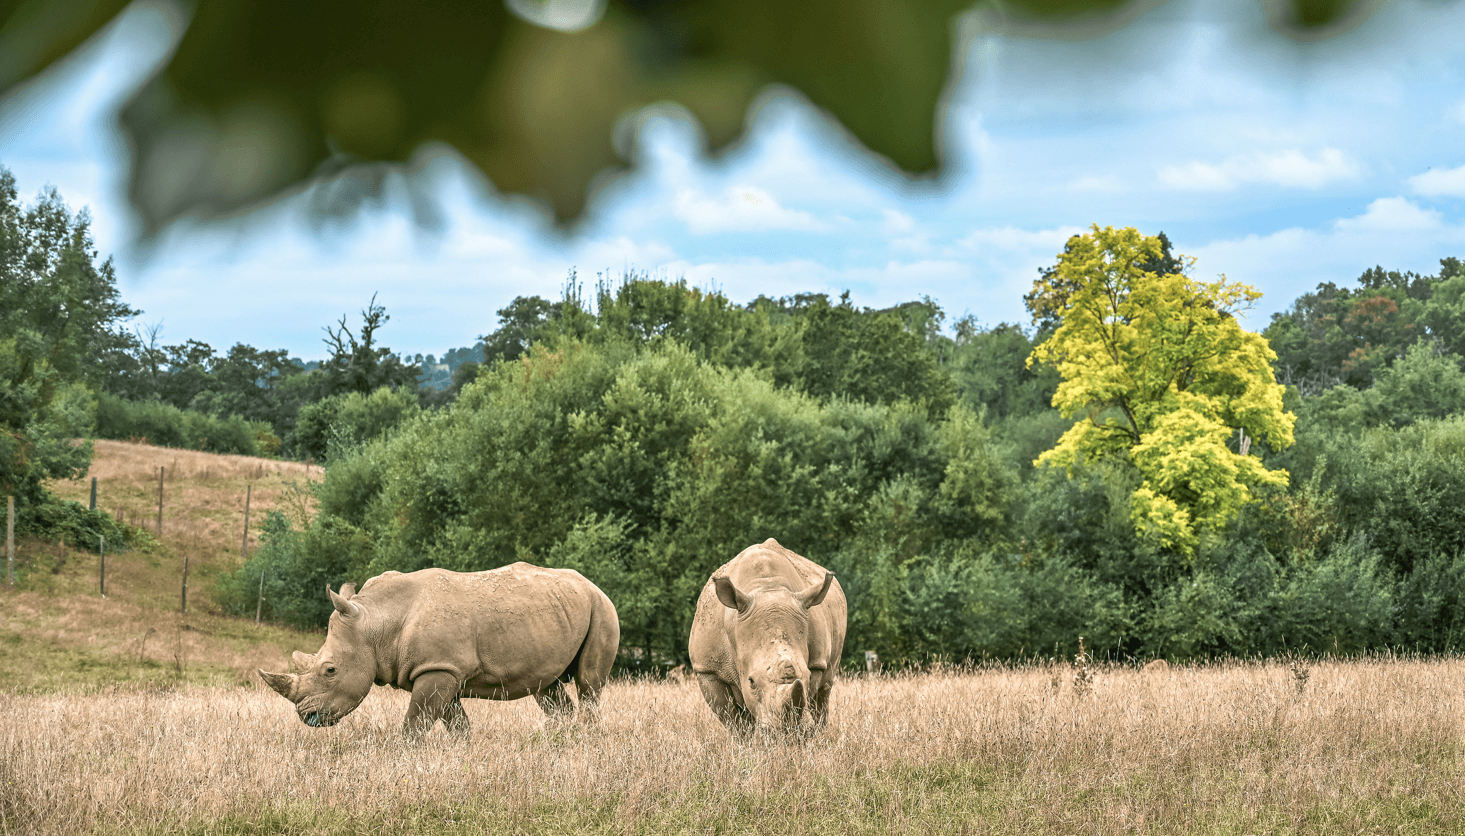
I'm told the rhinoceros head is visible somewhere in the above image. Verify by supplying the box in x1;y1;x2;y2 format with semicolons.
713;570;835;733
258;583;375;728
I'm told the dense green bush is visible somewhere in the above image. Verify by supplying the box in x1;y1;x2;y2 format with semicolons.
95;392;267;455
1392;550;1465;651
291;386;419;463
18;493;130;553
225;341;1018;661
215;511;372;628
1312;417;1465;574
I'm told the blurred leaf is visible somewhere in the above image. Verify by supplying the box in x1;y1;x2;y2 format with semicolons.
0;0;1387;232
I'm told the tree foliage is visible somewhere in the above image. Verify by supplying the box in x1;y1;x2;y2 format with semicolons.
1263;260;1461;393
1027;225;1295;553
0;167;136;510
310;294;419;399
206;247;1465;666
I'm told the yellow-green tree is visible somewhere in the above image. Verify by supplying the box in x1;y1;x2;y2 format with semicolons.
1027;225;1294;554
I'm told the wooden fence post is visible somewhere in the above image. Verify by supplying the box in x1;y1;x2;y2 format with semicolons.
99;535;106;598
6;495;13;586
89;477;97;511
157;466;164;536
255;569;265;625
181;555;189;613
241;484;252;558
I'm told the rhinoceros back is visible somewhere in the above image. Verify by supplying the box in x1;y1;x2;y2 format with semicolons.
360;564;611;697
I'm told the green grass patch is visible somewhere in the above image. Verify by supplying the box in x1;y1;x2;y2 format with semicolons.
0;629;244;694
89;758;1465;836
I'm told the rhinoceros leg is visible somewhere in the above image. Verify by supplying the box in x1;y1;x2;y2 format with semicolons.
697;673;754;739
570;587;620;723
403;671;469;740
809;679;834;732
534;682;575;721
441;697;469;736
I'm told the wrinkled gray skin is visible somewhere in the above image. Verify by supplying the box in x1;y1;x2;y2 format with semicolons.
258;563;619;739
689;539;847;738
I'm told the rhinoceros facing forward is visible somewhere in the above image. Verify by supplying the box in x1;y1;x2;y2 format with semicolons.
259;563;619;738
689;538;847;737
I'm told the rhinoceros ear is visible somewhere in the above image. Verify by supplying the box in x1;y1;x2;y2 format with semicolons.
259;669;298;701
712;574;750;613
327;583;361;617
292;650;316;670
796;572;835;610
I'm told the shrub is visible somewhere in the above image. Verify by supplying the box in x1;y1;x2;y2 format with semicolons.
18;494;130;553
215;511;374;629
291;386;419;463
95;393;266;455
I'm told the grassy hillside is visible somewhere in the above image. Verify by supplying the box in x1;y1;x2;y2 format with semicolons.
0;440;328;692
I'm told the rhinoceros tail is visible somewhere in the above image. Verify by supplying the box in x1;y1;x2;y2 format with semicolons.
564;583;620;720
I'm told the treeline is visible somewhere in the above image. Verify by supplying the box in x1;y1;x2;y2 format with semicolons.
219;257;1465;667
101;295;425;459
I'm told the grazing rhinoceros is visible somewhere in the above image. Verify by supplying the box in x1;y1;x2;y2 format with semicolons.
258;563;619;738
689;538;847;737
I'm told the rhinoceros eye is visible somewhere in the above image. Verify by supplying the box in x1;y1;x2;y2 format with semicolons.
326;666;337;676
748;677;755;689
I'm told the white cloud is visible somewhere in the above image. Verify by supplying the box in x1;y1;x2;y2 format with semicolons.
881;209;916;233
672;185;830;235
1157;161;1233;190
1189;201;1465;329
569;236;680;273
1408;163;1465;197
1158;148;1360;191
954;224;1085;253
662;256;977;314
1071;174;1124;192
1334;197;1442;232
878;209;935;254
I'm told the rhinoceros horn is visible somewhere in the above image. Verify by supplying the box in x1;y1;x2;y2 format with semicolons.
328;583;361;617
789;679;807;711
259;669;298;700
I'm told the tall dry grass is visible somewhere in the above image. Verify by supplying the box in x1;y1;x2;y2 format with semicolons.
54;439;322;554
3;657;1461;835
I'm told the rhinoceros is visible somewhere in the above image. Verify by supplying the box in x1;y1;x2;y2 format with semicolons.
258;563;619;738
689;538;847;736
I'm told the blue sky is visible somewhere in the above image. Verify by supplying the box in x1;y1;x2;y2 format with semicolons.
3;0;1465;360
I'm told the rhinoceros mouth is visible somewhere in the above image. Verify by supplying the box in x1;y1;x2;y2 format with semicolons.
303;711;339;728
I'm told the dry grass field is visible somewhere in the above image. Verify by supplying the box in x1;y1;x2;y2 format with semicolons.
1;440;326;692
2;658;1463;835
52;439;322;556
